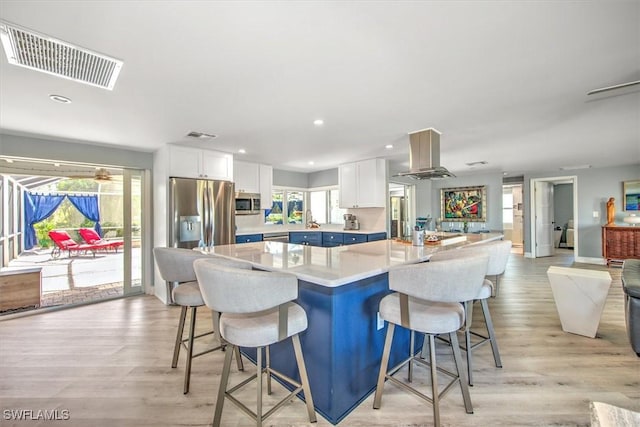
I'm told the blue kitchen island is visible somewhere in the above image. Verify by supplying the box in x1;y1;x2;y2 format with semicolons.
201;233;503;424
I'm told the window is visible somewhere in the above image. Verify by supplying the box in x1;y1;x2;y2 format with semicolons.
309;188;345;225
309;191;327;223
265;187;345;226
265;190;284;225
329;189;345;224
287;191;304;224
264;189;304;225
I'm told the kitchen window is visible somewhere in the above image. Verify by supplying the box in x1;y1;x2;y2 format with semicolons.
265;187;345;226
309;188;345;225
265;189;304;225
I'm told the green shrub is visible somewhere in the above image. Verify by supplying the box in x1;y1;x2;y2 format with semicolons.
34;222;55;248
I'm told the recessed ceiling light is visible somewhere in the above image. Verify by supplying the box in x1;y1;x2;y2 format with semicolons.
5;159;14;163
385;144;393;149
238;149;246;154
313;119;324;126
49;94;71;104
54;163;60;167
308;161;315;165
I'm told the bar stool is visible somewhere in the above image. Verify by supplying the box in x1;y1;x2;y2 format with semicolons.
153;247;250;394
428;239;511;385
373;254;489;427
193;259;316;427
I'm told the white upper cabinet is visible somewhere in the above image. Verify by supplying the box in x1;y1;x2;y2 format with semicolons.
259;164;273;208
168;146;233;181
339;158;386;208
233;160;273;207
233;160;260;193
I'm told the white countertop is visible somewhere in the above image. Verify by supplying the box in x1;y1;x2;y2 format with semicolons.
236;226;386;236
200;232;503;287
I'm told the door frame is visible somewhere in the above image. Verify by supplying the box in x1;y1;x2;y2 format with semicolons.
529;175;578;258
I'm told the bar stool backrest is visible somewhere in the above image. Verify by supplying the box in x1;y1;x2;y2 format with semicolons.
389;254;489;303
484;240;512;276
430;240;512;276
194;260;297;314
153;247;212;283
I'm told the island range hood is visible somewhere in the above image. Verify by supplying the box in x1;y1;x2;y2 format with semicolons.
395;128;455;179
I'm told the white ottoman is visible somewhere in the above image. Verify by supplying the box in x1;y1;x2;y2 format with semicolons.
547;266;612;338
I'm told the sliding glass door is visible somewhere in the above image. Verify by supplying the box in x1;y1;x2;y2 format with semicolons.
123;168;143;296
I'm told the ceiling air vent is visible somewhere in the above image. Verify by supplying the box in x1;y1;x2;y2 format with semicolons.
0;21;123;90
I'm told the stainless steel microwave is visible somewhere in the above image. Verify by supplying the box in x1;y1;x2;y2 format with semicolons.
235;192;261;215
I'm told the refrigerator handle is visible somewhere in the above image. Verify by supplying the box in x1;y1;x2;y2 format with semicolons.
204;182;213;247
197;180;207;248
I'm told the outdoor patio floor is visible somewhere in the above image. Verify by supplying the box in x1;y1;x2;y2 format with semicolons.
3;247;140;313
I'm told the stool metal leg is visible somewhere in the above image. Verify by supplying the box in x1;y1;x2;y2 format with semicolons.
172;306;187;368
183;306;197;394
373;323;395;409
480;298;502;368
408;330;415;382
428;334;440;427
292;334;317;423
256;346;263;427
450;331;473;414
234;346;244;372
213;343;234;427
266;345;272;395
464;301;474;386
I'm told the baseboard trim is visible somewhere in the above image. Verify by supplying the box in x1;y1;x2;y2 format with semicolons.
575;256;607;265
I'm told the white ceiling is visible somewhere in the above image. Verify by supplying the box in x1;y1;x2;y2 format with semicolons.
1;1;639;176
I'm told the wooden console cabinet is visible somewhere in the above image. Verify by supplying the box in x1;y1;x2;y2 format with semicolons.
602;226;640;266
0;268;42;311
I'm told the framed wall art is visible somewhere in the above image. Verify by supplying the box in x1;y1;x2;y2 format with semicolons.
441;185;487;222
623;180;640;211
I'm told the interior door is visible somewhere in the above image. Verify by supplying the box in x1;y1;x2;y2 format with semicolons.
512;185;523;244
535;181;554;257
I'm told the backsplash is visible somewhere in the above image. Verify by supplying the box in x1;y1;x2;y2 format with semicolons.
346;207;386;231
235;213;265;229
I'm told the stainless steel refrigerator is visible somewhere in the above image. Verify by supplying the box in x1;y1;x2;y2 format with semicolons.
169;177;235;249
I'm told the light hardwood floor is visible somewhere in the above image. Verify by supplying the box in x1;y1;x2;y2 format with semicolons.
1;251;638;426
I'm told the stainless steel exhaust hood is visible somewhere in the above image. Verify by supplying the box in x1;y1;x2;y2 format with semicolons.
395;128;455;179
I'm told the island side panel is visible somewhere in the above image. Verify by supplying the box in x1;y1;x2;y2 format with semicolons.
328;274;414;423
256;274;413;424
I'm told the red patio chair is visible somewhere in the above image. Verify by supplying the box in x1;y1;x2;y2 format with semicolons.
48;230;106;259
79;228;124;253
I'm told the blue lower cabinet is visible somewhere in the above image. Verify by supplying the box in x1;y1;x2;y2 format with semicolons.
343;233;367;245
367;232;387;242
289;231;322;246
322;232;344;247
235;234;263;244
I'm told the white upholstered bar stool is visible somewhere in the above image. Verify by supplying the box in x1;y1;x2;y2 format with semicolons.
373;254;489;427
428;239;511;386
485;239;511;297
153;247;249;394
193;259;316;427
